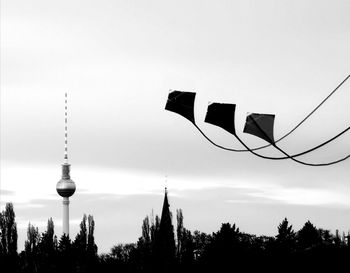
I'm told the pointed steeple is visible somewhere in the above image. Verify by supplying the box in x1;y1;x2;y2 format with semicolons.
160;187;170;225
154;187;176;272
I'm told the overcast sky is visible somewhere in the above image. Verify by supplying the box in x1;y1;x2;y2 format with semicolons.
1;0;350;253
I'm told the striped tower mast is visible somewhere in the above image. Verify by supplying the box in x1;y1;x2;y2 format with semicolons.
56;92;76;236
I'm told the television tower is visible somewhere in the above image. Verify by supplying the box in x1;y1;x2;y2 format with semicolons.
56;92;76;236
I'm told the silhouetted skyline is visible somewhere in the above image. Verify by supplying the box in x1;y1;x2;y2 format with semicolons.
1;0;350;253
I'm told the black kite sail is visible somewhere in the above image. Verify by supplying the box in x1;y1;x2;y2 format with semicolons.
243;113;275;144
165;91;196;124
204;103;237;136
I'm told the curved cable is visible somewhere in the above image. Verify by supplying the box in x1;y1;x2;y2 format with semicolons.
234;133;350;166
193;123;245;152
190;74;350;159
238;117;350;166
194;122;350;166
168;74;350;165
194;123;350;160
193;74;349;152
247;74;350;151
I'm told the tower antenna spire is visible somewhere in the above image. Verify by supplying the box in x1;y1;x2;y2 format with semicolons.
64;92;68;163
57;91;76;236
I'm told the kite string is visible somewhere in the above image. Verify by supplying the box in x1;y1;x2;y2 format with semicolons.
243;117;350;166
192;74;350;152
249;74;350;151
193;123;246;152
190;74;350;160
235;132;350;166
169;74;350;165
193;122;350;160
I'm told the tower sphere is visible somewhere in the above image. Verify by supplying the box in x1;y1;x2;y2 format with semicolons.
56;163;76;197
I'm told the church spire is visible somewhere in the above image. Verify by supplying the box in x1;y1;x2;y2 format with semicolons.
154;187;176;272
161;187;169;221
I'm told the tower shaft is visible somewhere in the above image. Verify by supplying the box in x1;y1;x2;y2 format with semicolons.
62;197;70;235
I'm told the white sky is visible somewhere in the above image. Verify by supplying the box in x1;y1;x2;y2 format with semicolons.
1;0;350;253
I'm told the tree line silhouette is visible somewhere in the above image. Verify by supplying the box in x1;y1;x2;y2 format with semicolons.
1;195;350;272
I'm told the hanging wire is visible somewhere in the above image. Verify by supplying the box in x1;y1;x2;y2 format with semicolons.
170;74;350;155
247;74;350;151
191;74;350;153
192;109;350;165
189;74;350;161
194;123;350;162
234;117;350;166
168;74;350;165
